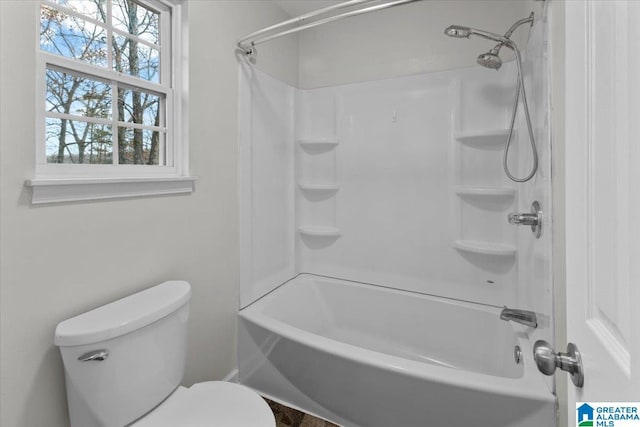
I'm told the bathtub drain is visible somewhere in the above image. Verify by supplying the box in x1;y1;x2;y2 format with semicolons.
514;345;522;364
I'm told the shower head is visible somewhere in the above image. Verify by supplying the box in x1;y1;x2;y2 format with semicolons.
477;45;503;70
444;20;525;71
444;25;508;44
444;25;472;38
444;13;534;51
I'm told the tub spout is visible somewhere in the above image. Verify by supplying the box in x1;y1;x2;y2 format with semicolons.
500;307;537;328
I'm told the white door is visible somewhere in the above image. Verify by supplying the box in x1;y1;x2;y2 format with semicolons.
565;0;640;425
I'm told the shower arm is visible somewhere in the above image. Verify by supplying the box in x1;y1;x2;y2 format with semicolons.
237;0;424;57
504;13;535;39
490;13;535;57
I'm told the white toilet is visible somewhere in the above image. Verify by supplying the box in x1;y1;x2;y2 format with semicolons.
54;280;275;427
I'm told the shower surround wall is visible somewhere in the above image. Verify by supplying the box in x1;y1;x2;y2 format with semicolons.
295;67;519;307
239;64;296;305
240;60;543;310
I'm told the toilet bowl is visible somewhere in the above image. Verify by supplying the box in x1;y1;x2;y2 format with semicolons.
54;281;275;427
131;382;274;427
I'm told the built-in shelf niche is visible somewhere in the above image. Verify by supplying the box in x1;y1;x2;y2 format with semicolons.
298;182;340;192
454;129;514;146
453;240;516;256
453;82;517;261
298;138;339;149
454;186;516;198
298;226;341;237
297;133;339;244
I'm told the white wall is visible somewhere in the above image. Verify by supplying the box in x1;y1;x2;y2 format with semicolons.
298;0;540;88
0;2;297;427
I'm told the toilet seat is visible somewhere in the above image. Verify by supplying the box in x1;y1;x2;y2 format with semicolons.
131;381;275;427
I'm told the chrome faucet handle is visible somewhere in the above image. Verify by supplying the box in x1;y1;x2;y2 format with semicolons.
508;212;538;226
508;200;542;238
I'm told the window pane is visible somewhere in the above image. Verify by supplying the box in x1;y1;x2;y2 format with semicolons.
117;87;160;127
112;0;160;45
47;0;107;23
113;34;159;82
46;67;111;119
46;118;112;164
117;127;162;165
40;5;108;67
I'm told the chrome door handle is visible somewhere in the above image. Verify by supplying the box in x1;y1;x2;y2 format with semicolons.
78;349;109;362
533;340;584;387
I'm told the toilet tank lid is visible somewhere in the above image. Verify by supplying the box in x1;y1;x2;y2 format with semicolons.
54;281;191;347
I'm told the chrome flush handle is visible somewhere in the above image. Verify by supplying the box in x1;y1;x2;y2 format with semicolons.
77;349;109;362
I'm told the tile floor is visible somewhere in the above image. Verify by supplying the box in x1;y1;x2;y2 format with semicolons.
265;398;340;427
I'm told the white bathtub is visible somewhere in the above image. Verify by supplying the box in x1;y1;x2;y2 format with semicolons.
238;274;556;427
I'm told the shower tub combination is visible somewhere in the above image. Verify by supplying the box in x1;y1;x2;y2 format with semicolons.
237;1;554;426
239;275;555;427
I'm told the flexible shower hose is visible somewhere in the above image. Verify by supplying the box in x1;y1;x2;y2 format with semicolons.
503;41;538;183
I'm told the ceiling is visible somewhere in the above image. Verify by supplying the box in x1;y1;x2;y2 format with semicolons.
273;0;343;17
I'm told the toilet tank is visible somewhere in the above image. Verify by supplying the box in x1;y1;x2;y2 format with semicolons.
54;281;191;427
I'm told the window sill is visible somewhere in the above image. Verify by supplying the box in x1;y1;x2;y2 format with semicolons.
25;176;196;205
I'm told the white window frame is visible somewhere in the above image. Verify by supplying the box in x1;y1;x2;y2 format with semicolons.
28;0;193;203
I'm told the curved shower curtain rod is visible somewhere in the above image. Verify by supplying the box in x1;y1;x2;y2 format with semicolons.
237;0;424;58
